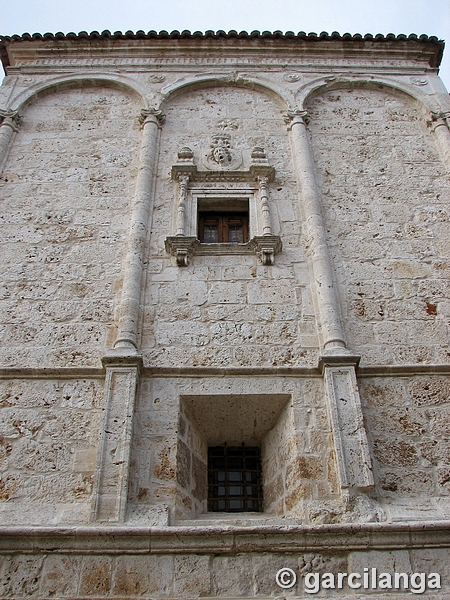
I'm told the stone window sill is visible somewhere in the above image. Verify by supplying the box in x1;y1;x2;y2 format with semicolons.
165;235;282;266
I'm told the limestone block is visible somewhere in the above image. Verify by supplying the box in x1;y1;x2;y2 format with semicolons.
247;280;296;304
208;281;246;304
379;469;435;496
420;438;450;465
61;380;102;408
212;555;253;596
111;555;173;596
348;549;412;578
79;556;112;596
409;548;450;591
40;555;82;597
253;321;298;344
210;321;253;345
156;322;210;346
367;406;428;437
409;377;450;406
0;555;44;597
252;553;300;596
159;281;208;306
373;439;419;468
173;555;211;597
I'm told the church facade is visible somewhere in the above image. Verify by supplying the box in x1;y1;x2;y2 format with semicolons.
0;30;450;597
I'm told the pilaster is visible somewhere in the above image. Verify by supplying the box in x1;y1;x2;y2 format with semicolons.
90;353;143;522
320;356;374;493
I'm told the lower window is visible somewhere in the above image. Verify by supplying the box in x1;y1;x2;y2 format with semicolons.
208;445;263;512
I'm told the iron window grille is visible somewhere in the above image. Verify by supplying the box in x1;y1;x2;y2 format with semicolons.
208;445;263;512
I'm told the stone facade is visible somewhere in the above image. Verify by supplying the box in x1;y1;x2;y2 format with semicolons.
0;30;450;598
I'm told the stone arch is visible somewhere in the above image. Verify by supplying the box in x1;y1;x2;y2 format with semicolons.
159;73;292;112
6;72;148;114
297;75;442;117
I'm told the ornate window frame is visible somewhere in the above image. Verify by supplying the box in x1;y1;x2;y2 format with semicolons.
164;141;282;266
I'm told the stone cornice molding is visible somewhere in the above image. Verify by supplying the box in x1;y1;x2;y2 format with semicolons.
2;363;450;379
1;32;443;76
2;521;450;554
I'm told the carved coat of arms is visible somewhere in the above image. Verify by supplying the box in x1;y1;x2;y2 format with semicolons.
203;133;242;170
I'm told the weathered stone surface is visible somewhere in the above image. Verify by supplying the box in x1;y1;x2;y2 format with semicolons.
0;378;103;524
307;87;450;368
0;30;450;598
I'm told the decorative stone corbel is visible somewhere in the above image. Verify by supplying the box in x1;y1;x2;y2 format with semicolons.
165;236;200;266
250;235;282;265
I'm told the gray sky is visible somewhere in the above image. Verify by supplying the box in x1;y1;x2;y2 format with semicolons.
2;0;449;88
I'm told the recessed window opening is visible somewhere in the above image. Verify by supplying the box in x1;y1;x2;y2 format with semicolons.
208;444;263;512
197;198;249;244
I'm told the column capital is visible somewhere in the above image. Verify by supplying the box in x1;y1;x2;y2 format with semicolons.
284;108;310;129
431;110;450;130
0;110;20;131
139;107;165;128
178;172;190;185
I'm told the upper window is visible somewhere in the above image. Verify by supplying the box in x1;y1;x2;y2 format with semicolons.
199;212;249;244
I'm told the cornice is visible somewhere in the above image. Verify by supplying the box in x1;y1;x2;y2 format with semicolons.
1;364;450;379
0;30;444;74
1;521;450;554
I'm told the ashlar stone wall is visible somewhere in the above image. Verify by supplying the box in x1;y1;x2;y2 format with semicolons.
306;86;450;366
0;85;142;368
142;85;319;369
0;377;103;524
360;374;450;521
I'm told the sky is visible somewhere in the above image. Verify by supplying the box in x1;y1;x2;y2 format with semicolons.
1;0;450;89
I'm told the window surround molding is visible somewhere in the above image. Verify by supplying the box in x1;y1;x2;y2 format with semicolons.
164;144;282;266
